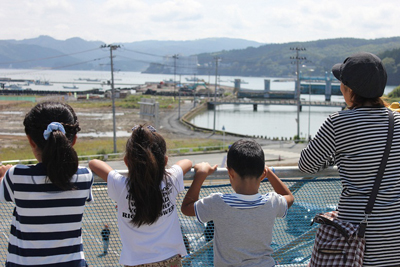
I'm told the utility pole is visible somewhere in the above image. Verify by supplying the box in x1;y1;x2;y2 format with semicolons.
178;74;181;119
173;54;178;100
101;44;120;153
290;47;306;141
213;57;221;134
193;72;196;107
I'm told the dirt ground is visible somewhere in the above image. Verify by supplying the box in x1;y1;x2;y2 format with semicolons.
0;85;268;156
0;101;148;152
0;99;220;152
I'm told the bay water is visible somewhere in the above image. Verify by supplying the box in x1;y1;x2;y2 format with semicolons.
0;69;396;139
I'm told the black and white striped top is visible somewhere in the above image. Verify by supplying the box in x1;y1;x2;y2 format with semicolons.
298;107;400;267
0;163;93;267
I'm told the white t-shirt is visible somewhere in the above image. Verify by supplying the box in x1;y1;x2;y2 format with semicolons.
107;165;187;265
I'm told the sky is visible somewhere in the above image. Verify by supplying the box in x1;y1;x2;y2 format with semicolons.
2;0;400;44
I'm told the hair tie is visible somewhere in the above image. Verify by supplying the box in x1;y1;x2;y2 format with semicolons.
131;125;157;132
43;122;66;140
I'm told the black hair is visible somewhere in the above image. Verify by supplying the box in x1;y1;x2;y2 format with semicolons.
23;102;81;190
348;89;388;109
125;125;168;227
226;139;265;179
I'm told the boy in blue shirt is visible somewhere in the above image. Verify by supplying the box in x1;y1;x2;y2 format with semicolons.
181;139;294;267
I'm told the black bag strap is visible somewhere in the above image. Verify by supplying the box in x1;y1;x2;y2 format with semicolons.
358;109;394;237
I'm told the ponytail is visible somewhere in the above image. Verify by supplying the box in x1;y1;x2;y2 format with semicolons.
125;125;167;227
24;102;81;190
42;125;79;190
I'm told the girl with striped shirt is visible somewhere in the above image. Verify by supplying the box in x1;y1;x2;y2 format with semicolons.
299;52;400;266
0;102;93;267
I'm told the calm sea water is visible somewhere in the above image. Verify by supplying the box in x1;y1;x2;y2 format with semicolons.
0;69;396;139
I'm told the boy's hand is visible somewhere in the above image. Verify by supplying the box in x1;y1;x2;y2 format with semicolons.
181;162;217;217
264;165;294;208
194;162;218;178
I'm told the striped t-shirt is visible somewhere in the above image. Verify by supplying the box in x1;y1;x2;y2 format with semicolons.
0;163;93;267
222;192;279;209
298;107;400;266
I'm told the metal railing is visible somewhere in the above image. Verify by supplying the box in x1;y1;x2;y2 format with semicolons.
0;146;231;165
113;166;339;180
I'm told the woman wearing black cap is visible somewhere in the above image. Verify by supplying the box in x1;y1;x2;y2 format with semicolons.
298;52;400;266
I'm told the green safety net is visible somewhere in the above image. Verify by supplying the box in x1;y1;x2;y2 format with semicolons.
0;178;342;266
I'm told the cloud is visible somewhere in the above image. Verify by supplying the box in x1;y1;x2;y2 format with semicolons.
0;0;400;43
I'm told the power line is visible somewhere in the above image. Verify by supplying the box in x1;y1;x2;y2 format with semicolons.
0;57;109;77
0;47;102;65
51;57;109;70
121;47;165;58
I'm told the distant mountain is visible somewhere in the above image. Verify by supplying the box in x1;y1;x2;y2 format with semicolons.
3;35;400;85
147;37;400;85
123;38;263;56
0;40;86;70
0;36;264;72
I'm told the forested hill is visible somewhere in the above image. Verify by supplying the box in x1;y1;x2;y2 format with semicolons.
0;36;263;72
145;37;400;86
379;47;400;85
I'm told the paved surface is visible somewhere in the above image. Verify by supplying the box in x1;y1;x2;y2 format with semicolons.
82;142;308;183
82;102;309;181
158;101;275;145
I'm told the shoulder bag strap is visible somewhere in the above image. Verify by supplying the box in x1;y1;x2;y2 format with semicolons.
358;109;394;237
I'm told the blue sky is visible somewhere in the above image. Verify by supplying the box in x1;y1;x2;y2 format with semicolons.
2;0;400;44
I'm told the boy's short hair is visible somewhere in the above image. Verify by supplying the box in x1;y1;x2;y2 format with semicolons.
227;139;265;179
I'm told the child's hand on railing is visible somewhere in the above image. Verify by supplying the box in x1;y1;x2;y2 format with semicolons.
194;162;218;180
181;162;218;217
0;165;12;180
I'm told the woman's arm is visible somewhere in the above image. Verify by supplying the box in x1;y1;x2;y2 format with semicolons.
88;159;113;182
265;167;294;208
298;117;336;174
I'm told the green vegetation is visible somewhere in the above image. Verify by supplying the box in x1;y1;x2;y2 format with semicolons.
386;85;400;103
387;85;400;98
69;95;179;110
379;48;400;86
0;136;225;162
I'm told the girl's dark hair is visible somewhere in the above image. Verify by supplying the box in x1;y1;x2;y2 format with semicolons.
23;102;81;190
348;89;388;109
125;125;168;227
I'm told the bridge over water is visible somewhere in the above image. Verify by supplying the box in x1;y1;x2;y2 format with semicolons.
236;73;342;102
208;98;346;111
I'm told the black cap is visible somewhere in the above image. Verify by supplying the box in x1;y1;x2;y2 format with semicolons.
332;52;387;98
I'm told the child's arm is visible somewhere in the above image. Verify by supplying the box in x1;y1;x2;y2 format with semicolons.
88;159;113;182
174;159;193;175
265;166;294;208
181;162;217;216
0;165;12;180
